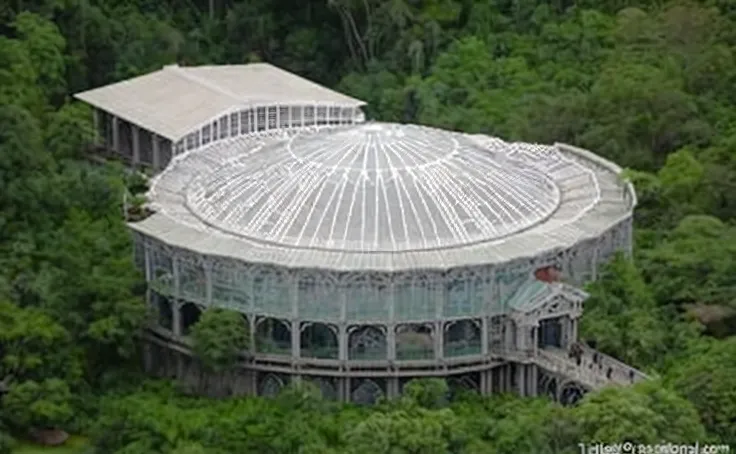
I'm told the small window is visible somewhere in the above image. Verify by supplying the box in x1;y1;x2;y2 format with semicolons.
279;106;289;128
202;125;211;144
256;107;266;131
240;110;249;134
341;108;353;124
291;106;303;127
212;121;219;139
230;113;239;137
194;131;201;148
316;106;328;125
186;133;195;150
267;106;277;129
304;106;315;126
328;106;341;125
219;116;228;139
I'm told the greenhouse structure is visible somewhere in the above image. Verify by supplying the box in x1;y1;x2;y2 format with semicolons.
75;63;647;405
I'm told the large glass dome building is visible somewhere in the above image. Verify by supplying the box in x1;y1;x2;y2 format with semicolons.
76;63;646;405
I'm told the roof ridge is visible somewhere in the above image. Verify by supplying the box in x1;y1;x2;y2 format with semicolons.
166;65;243;103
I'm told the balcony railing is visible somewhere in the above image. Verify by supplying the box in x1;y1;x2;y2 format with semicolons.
444;341;482;358
300;346;339;360
256;340;292;356
396;345;434;360
348;347;387;361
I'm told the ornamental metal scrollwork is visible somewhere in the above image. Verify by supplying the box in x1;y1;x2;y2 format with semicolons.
538;371;557;400
448;374;479;393
351;379;383;405
311;377;338;400
259;374;285;397
348;325;387;360
396;323;434;360
443;319;481;357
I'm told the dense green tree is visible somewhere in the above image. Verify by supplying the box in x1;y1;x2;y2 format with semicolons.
191;308;249;373
346;407;463;454
580;254;670;369
571;379;707;445
642;216;736;310
0;301;79;384
667;338;736;446
402;378;449;409
3;379;74;430
3;0;736;451
0;431;12;454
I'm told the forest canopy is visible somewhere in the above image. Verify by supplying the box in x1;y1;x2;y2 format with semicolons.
1;0;736;453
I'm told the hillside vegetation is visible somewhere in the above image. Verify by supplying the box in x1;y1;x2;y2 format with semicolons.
1;0;735;453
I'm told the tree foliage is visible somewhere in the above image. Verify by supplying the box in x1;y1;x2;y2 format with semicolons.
1;0;736;451
191;308;249;372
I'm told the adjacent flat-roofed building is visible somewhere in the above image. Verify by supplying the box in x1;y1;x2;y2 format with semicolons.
76;64;646;406
75;63;366;169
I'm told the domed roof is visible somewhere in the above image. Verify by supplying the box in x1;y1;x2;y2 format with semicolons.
184;123;562;252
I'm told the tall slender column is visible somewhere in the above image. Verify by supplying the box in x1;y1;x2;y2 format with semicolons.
516;364;525;396
172;257;181;336
152;134;161;169
93;109;100;145
172;301;182;336
435;284;444;360
111;116;120;152
388;378;399;399
131;125;140;165
528;364;538;397
591;248;599;280
291;320;300;359
388;283;396;361
248;316;256;355
435;321;444;359
144;244;152;308
205;264;212;306
291;275;300;359
339;325;348;361
343;377;351;402
340;287;348;361
387;325;396;361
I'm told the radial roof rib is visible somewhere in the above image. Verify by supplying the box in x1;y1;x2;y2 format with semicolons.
73;63;366;141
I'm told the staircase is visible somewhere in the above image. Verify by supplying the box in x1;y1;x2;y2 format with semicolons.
533;346;647;391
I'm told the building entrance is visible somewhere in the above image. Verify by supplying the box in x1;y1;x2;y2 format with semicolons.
538;318;562;348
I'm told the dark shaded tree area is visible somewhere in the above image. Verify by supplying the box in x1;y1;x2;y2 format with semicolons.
1;0;735;452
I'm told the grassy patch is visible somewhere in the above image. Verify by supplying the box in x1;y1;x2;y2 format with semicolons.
13;435;89;454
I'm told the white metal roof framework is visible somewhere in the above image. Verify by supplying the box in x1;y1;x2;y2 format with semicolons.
74;63;366;141
133;123;637;272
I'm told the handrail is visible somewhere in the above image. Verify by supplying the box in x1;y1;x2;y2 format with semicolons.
578;345;647;382
535;347;646;389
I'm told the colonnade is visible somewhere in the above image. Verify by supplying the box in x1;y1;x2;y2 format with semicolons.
93;110;173;170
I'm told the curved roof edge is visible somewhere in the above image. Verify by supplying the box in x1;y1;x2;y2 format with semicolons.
130;137;636;272
555;142;638;210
